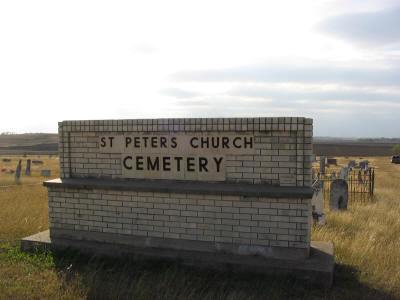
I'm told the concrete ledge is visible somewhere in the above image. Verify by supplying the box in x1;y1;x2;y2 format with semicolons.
48;228;309;260
44;178;314;198
21;230;334;288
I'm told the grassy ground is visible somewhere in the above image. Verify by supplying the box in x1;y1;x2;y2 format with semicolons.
0;156;399;299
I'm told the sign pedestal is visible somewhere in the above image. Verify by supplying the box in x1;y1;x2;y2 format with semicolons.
22;117;333;287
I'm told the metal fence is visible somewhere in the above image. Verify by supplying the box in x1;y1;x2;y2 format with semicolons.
314;168;375;204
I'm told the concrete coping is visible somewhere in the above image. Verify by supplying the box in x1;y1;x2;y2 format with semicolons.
43;178;314;198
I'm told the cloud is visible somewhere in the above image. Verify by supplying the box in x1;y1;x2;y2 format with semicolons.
131;43;158;54
228;85;400;103
166;95;400;137
170;62;400;86
159;87;199;98
318;6;400;46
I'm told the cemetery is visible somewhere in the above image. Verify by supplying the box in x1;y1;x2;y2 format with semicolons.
1;131;400;298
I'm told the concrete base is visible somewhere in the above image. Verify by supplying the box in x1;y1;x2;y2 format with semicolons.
21;230;334;289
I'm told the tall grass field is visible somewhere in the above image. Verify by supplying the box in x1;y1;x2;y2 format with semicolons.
0;155;399;299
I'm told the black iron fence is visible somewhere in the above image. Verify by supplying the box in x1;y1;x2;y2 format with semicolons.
314;168;375;203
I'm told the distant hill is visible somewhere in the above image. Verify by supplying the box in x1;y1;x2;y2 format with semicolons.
313;137;399;156
0;133;58;154
0;133;58;147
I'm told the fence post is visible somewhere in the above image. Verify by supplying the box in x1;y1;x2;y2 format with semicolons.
372;169;375;195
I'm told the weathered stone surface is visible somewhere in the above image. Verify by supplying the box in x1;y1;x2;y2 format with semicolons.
329;179;348;210
43;178;314;198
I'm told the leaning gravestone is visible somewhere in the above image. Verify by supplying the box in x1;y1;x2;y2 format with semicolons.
329;179;348;211
21;117;334;287
25;159;31;176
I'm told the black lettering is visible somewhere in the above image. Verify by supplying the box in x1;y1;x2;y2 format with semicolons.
108;137;114;147
171;137;177;148
143;137;149;147
211;137;219;148
201;137;209;148
163;157;171;171
187;157;195;172
134;137;140;147
222;137;229;148
125;137;132;148
174;157;183;171
147;157;159;170
190;137;199;148
213;157;224;172
151;137;158;148
233;137;242;148
123;156;132;170
100;137;106;147
199;157;208;172
160;137;167;148
136;156;144;170
244;137;253;148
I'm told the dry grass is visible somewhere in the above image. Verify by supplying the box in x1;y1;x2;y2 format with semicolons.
0;155;400;299
313;157;400;297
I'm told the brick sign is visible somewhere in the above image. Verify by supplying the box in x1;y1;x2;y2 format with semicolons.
99;133;255;181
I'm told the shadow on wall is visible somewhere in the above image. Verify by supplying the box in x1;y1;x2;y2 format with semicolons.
47;249;395;299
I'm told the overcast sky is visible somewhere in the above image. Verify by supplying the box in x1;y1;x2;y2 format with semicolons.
1;0;399;137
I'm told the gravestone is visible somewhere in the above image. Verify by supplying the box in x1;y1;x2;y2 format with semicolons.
25;159;31;176
329;179;348;211
40;169;51;177
348;160;356;168
21;117;334;287
15;160;22;182
339;167;349;180
326;158;337;165
359;160;369;170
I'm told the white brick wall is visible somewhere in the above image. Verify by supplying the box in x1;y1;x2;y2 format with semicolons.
58;118;313;187
48;187;311;249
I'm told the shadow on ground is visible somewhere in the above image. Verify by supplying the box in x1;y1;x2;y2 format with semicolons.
48;249;397;300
